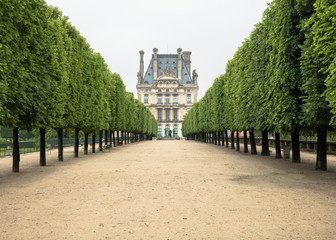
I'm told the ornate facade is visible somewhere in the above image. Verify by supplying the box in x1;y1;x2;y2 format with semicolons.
136;48;199;138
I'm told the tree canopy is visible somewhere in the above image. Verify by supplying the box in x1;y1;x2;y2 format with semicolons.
182;0;335;170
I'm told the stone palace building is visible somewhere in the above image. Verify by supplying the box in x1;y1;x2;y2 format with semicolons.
136;48;199;138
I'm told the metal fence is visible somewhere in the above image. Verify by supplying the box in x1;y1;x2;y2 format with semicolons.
0;141;39;157
0;137;101;157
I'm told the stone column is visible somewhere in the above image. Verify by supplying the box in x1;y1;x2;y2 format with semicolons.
139;50;144;79
153;48;158;80
177;48;182;80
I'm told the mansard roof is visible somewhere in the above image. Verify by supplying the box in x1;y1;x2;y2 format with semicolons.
142;54;193;85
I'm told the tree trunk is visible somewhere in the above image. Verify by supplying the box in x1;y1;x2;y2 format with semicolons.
74;128;79;157
291;129;300;163
250;129;257;155
109;130;113;146
261;130;270;156
117;131;120;146
40;128;46;166
243;130;248;153
99;130;103;151
236;131;240;151
316;128;327;171
221;131;224;146
231;131;235;149
105;130;108;146
57;128;63;161
12;127;20;172
217;131;220;146
84;132;89;155
92;134;96;153
113;131;116;146
275;132;282;158
225;130;229;148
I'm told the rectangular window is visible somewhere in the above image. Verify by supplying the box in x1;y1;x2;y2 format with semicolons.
165;125;170;136
166;109;170;121
173;94;178;104
158;94;162;104
158;108;162;121
158;125;162;137
173;109;178;122
187;94;191;103
173;125;178;137
165;94;170;104
144;94;148;103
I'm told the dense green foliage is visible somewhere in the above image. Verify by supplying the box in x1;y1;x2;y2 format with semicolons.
0;0;157;170
182;0;336;170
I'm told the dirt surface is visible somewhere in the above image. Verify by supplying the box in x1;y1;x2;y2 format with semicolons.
1;140;336;239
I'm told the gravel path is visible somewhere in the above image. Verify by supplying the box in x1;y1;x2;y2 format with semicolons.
1;140;336;239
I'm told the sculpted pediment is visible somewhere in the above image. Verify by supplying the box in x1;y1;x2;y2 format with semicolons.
157;67;178;80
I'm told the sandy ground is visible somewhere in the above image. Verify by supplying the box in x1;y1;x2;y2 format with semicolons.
0;140;336;240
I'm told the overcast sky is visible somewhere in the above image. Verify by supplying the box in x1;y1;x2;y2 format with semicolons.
44;0;271;100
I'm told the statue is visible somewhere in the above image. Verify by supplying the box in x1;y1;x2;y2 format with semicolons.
137;72;142;83
192;69;198;82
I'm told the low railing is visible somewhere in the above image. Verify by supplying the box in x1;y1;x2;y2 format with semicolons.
0;141;40;157
254;138;336;154
0;137;102;157
201;134;336;154
158;119;181;122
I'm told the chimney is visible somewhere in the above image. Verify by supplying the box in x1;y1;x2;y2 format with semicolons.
153;48;158;80
177;48;182;80
182;51;191;74
139;50;144;80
